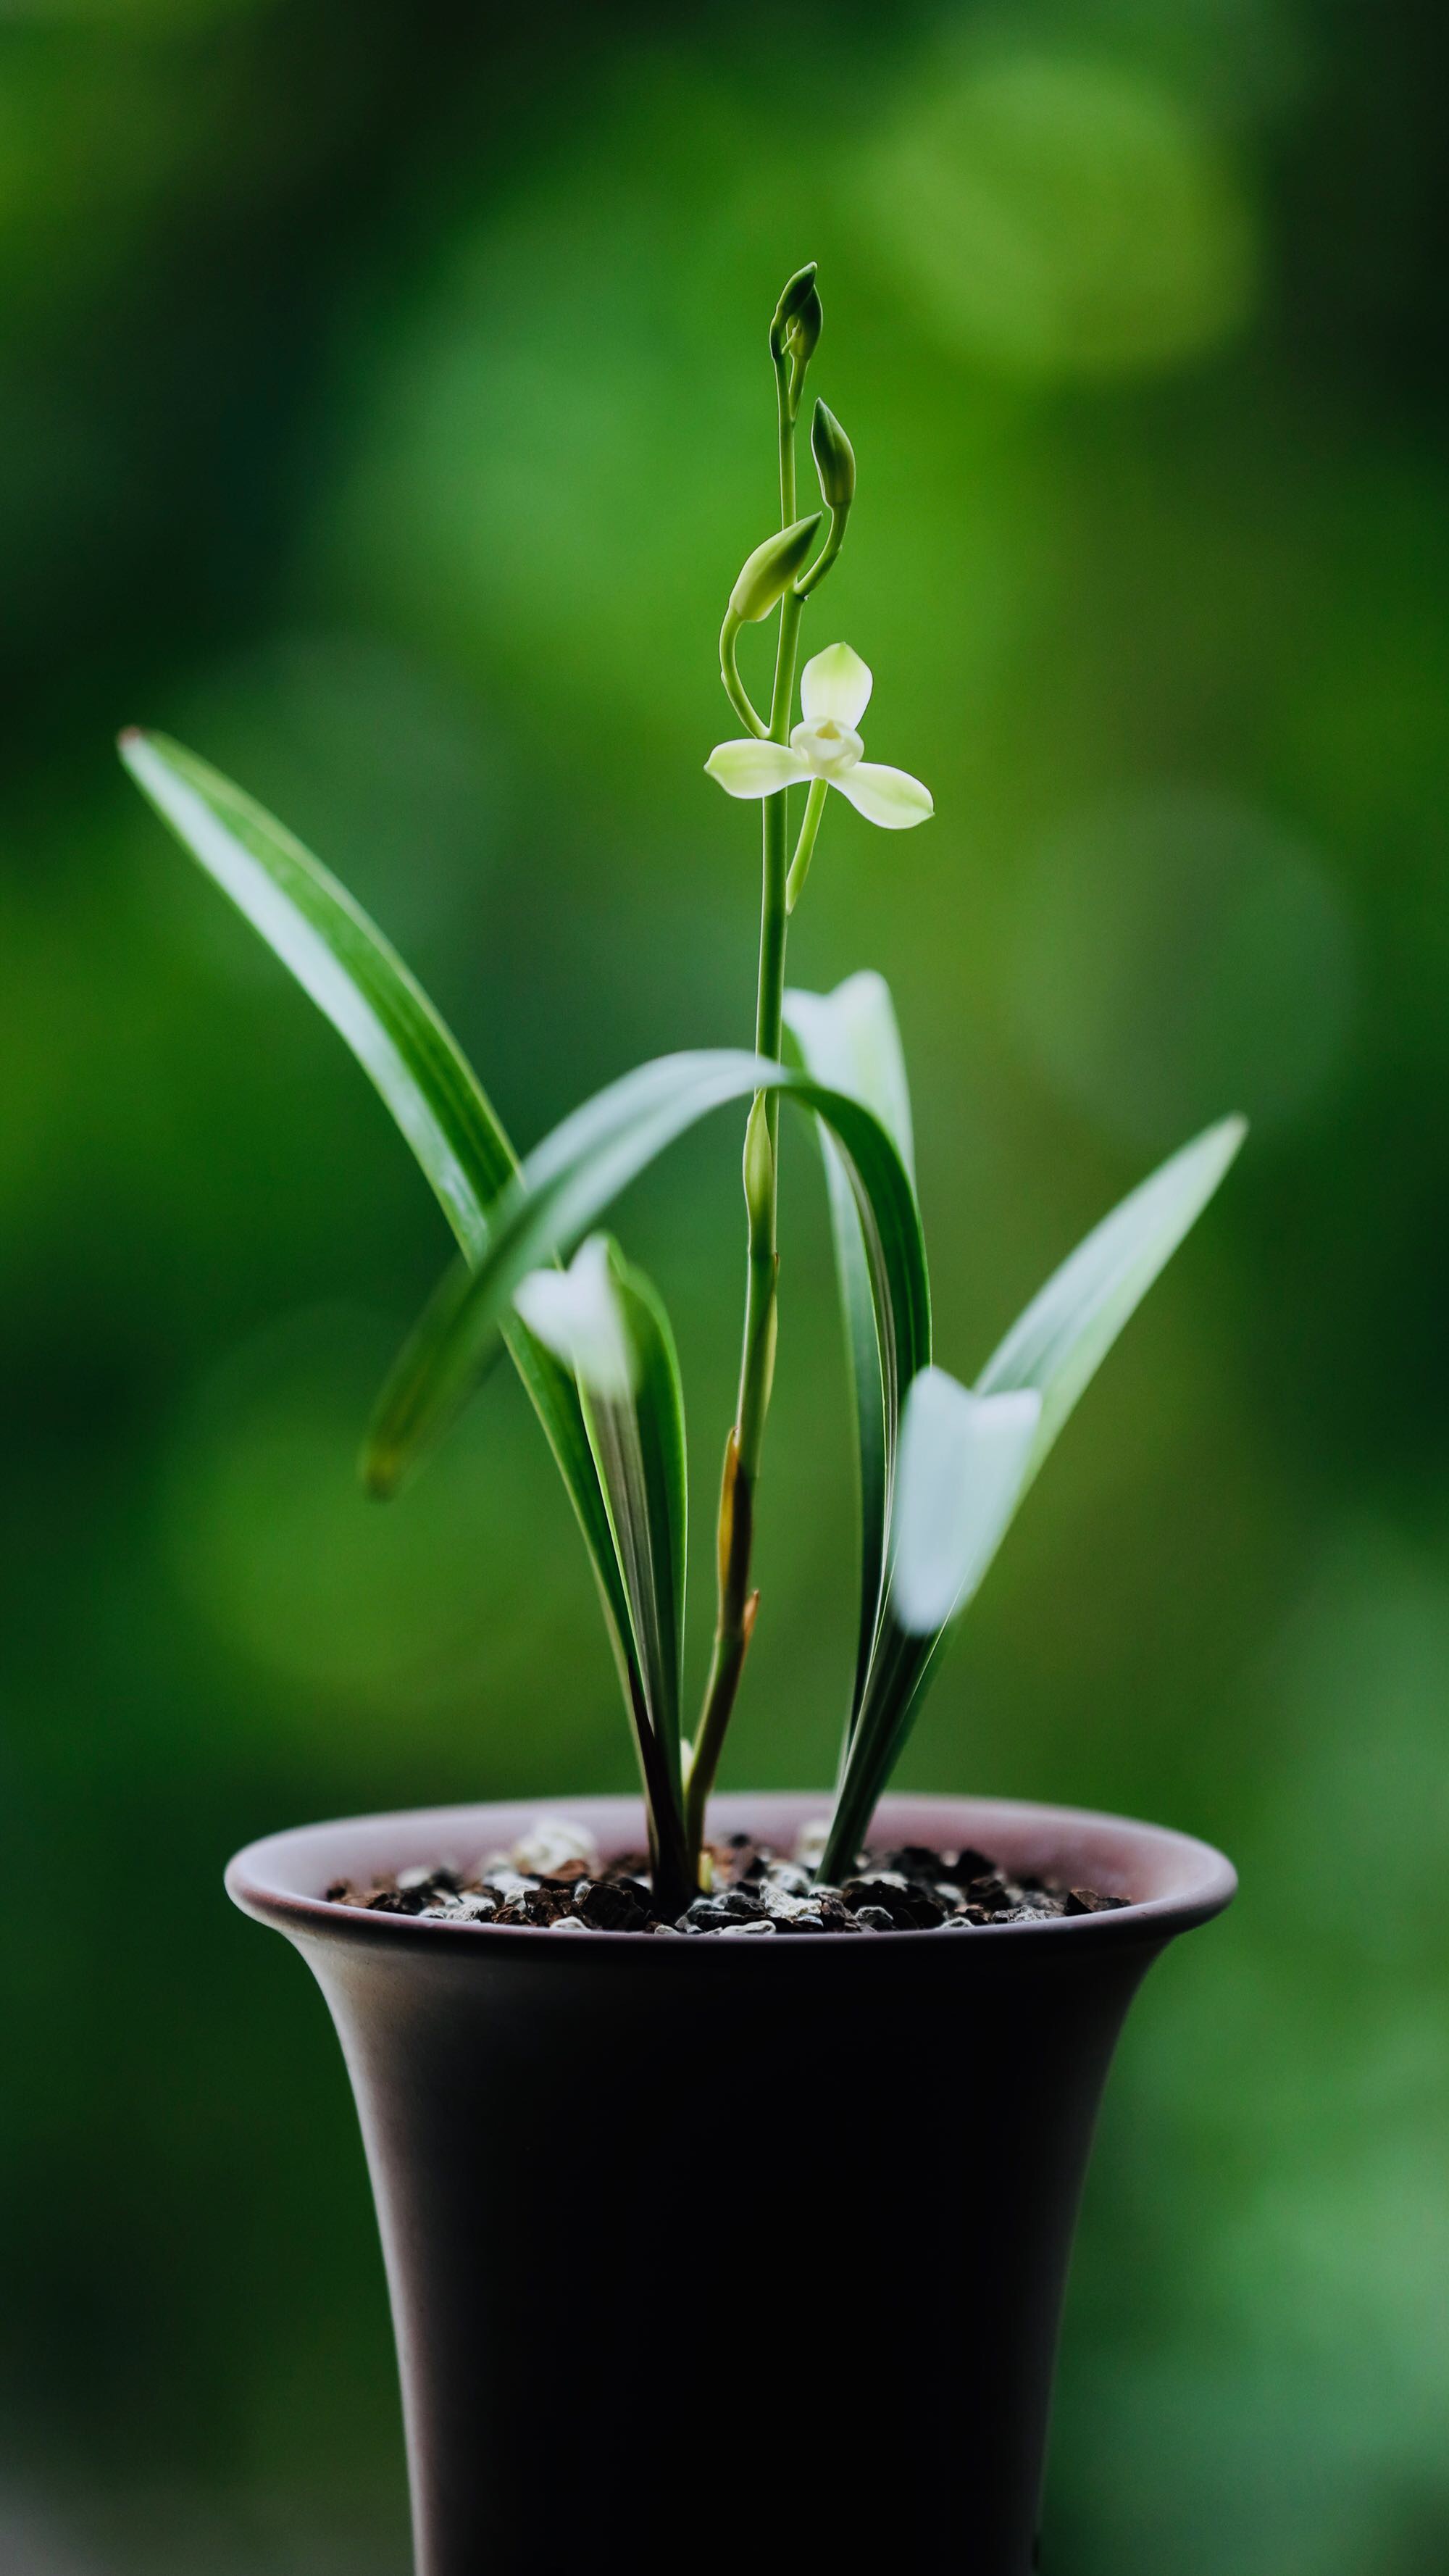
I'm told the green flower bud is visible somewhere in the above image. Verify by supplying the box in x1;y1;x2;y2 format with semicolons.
742;1093;775;1235
782;285;824;418
727;512;822;622
811;399;856;518
785;282;823;374
769;260;819;359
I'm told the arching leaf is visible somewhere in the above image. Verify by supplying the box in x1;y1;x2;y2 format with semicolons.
784;972;915;1732
818;1116;1245;1880
119;730;640;1751
364;1049;931;1506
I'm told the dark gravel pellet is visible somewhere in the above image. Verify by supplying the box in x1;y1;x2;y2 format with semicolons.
327;1827;1128;1938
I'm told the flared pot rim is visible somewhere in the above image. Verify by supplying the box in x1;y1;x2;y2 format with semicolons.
226;1789;1235;1963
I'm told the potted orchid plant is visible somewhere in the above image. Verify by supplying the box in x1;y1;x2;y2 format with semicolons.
122;264;1241;2576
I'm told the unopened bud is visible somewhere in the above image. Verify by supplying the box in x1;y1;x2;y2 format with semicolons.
813;393;854;520
784;281;823;381
742;1093;775;1233
728;513;822;622
788;284;823;370
769;261;819;359
811;399;855;518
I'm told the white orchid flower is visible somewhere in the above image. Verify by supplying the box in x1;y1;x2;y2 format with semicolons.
705;643;933;830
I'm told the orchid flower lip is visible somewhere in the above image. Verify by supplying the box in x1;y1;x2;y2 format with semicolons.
706;638;932;828
790;716;864;778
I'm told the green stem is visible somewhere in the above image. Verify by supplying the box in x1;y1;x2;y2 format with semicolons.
719;614;767;739
755;601;800;1039
785;776;828;915
685;1428;754;1854
795;514;844;601
776;357;796;525
736;764;788;1489
688;371;807;1875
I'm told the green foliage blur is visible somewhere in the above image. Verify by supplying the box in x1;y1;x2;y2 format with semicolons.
1;1;1445;2568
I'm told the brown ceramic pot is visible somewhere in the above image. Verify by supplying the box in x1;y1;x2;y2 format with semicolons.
227;1790;1234;2576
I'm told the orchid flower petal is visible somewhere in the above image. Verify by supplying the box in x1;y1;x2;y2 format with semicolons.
800;642;872;730
833;760;934;830
705;740;810;800
513;1236;638;1403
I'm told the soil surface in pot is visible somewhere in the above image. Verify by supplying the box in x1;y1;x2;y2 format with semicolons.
325;1814;1127;1935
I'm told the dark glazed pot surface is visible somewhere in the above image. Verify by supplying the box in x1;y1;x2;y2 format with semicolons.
228;1793;1234;2576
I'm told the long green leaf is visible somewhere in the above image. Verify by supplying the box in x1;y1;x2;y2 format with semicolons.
118;729;638;1710
120;730;517;1240
364;1049;931;1501
584;1246;689;1809
975;1115;1247;1458
818;1114;1246;1880
783;972;916;1731
514;1233;690;1893
888;1370;1041;1637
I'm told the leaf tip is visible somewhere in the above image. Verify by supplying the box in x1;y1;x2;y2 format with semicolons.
1206;1112;1250;1177
359;1442;401;1503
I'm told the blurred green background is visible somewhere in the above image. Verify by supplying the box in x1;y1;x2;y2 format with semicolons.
1;0;1445;2567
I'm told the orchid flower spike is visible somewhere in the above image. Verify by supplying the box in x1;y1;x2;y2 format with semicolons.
705;643;933;830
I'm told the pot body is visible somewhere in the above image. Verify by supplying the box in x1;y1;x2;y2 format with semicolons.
228;1791;1234;2576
